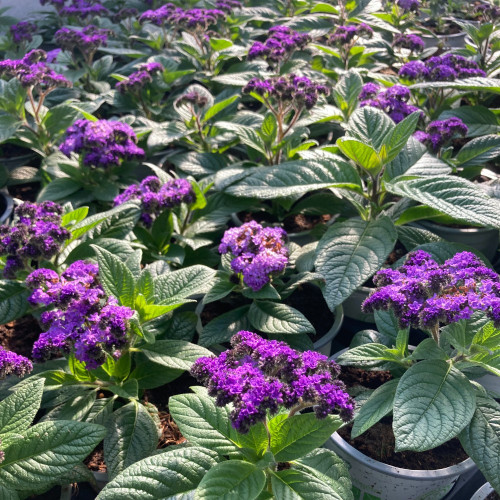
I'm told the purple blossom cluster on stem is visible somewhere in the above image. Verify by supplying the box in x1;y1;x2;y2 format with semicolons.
474;2;500;21
395;0;420;12
247;25;311;67
39;0;67;9
359;83;421;123
59;119;144;169
114;176;195;227
27;261;135;369
59;0;108;18
327;23;373;46
362;251;500;336
55;25;111;65
399;54;486;81
0;346;33;379
0;201;70;279
215;0;242;12
392;33;424;53
244;74;329;111
414;117;468;152
191;331;354;433
219;221;289;291
112;7;139;22
10;21;37;44
116;62;164;95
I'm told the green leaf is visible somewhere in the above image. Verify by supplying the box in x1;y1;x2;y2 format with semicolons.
199;305;251;346
195;461;266;500
141;340;212;371
0;281;30;325
384;112;420;162
459;394;500;492
439;106;500;138
203;95;238;122
169;392;241;455
0;378;44;436
337;138;383;175
98;447;219;499
154;265;216;305
271;467;345;500
294;449;353;499
454;135;500;168
249;301;314;335
41;391;96;422
91;245;136;307
134;295;183;323
333;70;363;117
104;401;159;479
203;277;237;304
351;379;399;438
337;344;402;367
386;176;500;228
225;157;362;199
37;177;81;202
0;486;19;500
233;422;269;457
84;397;115;425
0;421;106;490
315;217;397;310
269;413;342;462
62;207;89;227
347;107;394;151
261;113;277;145
393;360;476;451
374;309;402;341
411;77;500;93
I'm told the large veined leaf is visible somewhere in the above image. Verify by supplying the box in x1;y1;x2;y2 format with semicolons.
248;301;314;335
0;421;106;490
0;281;30;325
169;392;241;456
104;402;159;480
333;70;363;117
97;447;219;499
337;139;384;174
195;461;266;500
224;157;361;199
459;395;500;492
315;217;397;310
453;135;500;167
141;340;212;371
270;468;345;500
91;245;136;307
393;360;476;451
269;413;342;461
154;265;216;304
439;106;500;138
347;107;395;150
0;485;18;500
386;176;500;228
351;379;399;438
293;449;354;500
199;305;251;346
0;379;44;436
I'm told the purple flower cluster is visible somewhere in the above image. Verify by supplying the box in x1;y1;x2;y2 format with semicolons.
27;261;135;369
247;26;311;66
191;331;354;432
39;0;66;8
395;0;420;11
243;74;329;110
59;0;108;18
362;251;500;330
176;90;209;108
392;33;424;53
414;117;468;152
327;23;373;46
59;119;144;169
474;2;500;20
114;176;195;227
0;202;70;279
0;346;33;379
116;62;164;95
219;221;289;291
139;4;226;31
0;50;71;90
54;25;111;61
112;7;139;22
215;0;241;12
359;83;420;123
399;54;486;81
10;21;37;44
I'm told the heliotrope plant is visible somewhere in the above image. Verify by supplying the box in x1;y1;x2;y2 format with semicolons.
97;332;355;500
338;250;500;492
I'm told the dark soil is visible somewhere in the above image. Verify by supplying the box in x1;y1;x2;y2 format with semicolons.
0;315;42;359
486;491;500;500
362;240;406;288
8;182;41;202
337;364;470;470
286;283;334;341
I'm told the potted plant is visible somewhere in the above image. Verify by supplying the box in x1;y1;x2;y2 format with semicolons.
329;249;500;498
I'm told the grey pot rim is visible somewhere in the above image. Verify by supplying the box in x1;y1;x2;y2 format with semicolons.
312;304;344;350
471;482;495;499
0;190;14;225
419;220;499;235
329;431;475;479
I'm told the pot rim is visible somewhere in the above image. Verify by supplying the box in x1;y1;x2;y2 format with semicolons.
329;429;475;479
418;220;499;235
471;482;495;499
313;304;344;350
